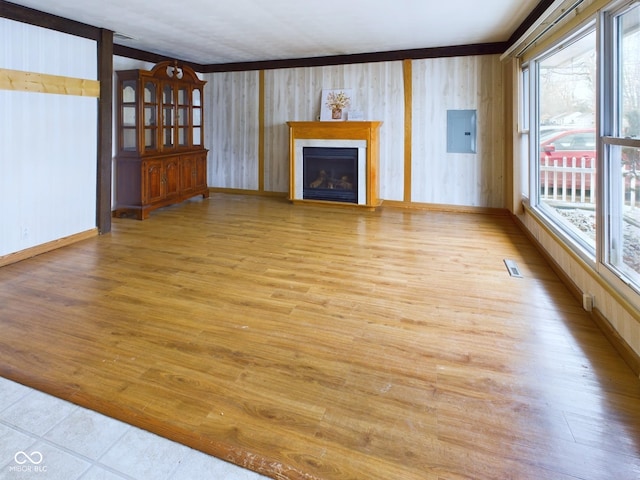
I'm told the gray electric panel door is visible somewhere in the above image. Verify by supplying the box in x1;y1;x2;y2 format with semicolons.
446;109;477;154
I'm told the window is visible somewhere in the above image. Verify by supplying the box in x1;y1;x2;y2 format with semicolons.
523;0;640;300
603;3;640;291
531;28;597;255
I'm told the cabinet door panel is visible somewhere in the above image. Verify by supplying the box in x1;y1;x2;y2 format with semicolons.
142;160;164;204
194;153;207;189
181;155;196;194
165;159;180;198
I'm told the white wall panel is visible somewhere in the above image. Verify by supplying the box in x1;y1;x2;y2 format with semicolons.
342;62;405;201
0;18;96;79
412;55;504;207
264;67;323;193
205;71;260;190
0;91;97;256
0;18;97;257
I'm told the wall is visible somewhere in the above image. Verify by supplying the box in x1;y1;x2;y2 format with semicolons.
204;55;504;206
206;71;260;190
412;55;504;207
0;18;98;257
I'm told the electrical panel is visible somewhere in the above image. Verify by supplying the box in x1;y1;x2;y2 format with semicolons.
447;109;477;154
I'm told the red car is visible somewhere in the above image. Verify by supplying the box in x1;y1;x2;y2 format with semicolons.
539;128;596;192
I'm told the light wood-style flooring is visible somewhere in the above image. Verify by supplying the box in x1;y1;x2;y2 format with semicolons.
1;194;639;480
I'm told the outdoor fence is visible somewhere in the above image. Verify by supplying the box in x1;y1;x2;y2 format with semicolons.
540;155;638;207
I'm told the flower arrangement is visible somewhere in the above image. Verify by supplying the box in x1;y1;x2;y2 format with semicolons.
325;91;351;111
320;89;353;121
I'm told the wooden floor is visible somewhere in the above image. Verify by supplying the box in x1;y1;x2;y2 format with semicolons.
1;194;639;480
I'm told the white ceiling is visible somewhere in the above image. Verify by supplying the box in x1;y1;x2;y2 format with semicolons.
11;0;541;65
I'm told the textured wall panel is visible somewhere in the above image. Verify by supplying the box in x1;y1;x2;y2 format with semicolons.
0;19;97;257
342;62;405;201
0;18;96;79
205;71;260;190
263;67;323;193
412;55;504;207
0;91;97;256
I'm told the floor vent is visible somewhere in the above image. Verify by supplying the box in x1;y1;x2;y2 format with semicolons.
504;259;523;278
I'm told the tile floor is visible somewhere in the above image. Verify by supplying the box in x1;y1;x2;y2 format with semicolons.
0;377;269;480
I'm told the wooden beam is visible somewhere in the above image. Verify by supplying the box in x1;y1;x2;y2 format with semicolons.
258;70;265;193
506;0;558;46
97;29;114;234
0;68;100;97
403;59;413;203
200;42;508;73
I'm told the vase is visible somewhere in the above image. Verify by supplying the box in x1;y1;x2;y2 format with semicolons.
331;108;342;120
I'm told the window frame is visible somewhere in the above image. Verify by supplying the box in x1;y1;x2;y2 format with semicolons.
526;23;599;265
599;1;640;299
520;66;531;200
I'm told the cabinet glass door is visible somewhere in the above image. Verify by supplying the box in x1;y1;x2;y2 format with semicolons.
143;81;158;151
162;84;174;148
177;86;189;147
192;88;202;146
121;80;137;151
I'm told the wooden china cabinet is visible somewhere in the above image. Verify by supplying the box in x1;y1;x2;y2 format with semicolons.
113;61;208;219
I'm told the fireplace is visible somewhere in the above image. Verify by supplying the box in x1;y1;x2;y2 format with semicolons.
303;147;358;203
287;121;382;209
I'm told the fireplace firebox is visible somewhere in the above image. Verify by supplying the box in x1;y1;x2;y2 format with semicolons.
303;147;358;203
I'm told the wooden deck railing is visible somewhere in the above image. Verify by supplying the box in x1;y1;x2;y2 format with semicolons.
540;156;639;208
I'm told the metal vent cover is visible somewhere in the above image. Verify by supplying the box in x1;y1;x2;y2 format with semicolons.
504;259;523;278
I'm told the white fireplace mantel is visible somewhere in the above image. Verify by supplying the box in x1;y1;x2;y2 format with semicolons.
287;121;382;209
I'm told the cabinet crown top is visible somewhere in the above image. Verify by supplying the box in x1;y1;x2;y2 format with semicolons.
147;61;205;85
